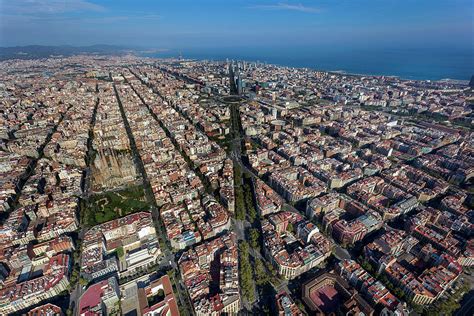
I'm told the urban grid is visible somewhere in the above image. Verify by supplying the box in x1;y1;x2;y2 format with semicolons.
0;54;472;316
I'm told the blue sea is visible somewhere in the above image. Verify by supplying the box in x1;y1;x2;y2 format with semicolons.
143;46;473;81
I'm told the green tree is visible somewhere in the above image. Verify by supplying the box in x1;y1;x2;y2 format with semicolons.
287;222;294;234
234;185;246;220
254;258;268;286
243;183;257;222
266;261;277;276
79;277;88;286
249;228;260;250
239;241;255;302
248;205;257;222
116;246;125;258
234;164;242;184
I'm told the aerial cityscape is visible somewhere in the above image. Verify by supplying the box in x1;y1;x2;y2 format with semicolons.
0;1;473;316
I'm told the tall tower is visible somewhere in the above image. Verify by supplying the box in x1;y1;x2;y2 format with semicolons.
237;73;243;95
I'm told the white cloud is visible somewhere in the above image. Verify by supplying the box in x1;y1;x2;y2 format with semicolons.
0;1;160;26
2;0;105;15
81;14;161;24
249;2;321;13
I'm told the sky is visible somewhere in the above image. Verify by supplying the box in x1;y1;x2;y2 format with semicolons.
0;0;472;51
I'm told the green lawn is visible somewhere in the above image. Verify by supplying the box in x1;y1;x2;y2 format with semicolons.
84;185;149;226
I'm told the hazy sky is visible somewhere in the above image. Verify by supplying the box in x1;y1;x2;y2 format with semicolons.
0;0;472;51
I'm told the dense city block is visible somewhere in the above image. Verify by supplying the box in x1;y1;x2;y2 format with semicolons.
0;55;472;316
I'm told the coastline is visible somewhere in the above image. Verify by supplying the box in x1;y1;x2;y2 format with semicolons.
142;54;471;84
141;48;473;82
0;45;471;83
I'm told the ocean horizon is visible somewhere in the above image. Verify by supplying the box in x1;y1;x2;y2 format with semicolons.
144;47;473;82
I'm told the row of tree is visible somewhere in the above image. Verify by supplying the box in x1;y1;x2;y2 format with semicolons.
239;241;255;302
234;164;257;222
234;164;246;220
243;178;257;222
